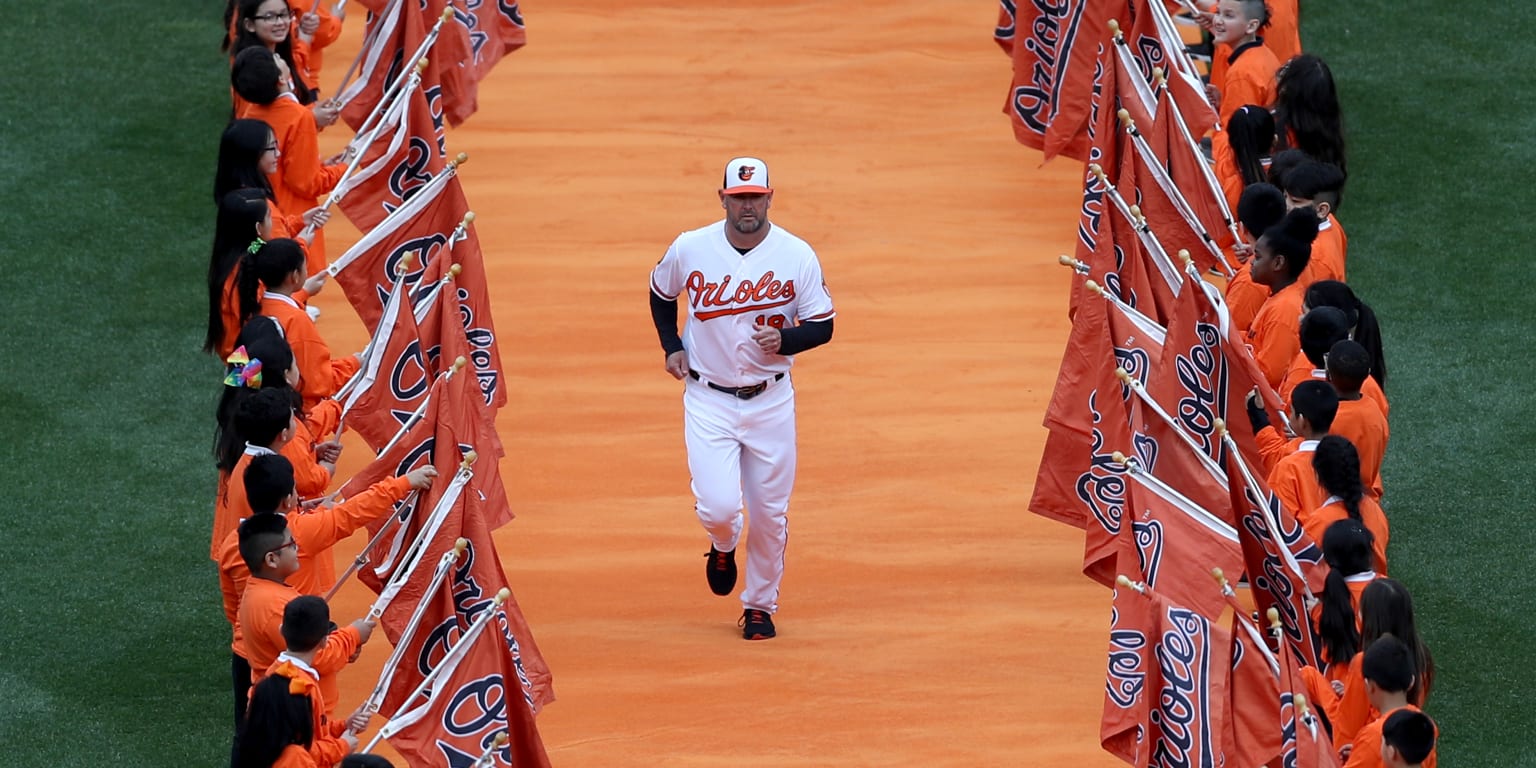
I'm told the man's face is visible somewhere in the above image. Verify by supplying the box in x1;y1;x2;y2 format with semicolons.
720;191;772;236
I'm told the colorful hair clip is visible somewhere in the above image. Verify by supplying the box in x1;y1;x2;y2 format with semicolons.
248;237;266;255
223;345;264;388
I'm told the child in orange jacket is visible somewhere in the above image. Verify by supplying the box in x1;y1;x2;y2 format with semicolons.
232;46;347;274
1246;207;1320;389
1282;158;1348;285
1379;709;1438;768
1314;520;1378;684
1224;182;1287;334
1307;280;1390;408
250;596;374;768
1206;0;1280;127
1246;379;1336;517
1334;579;1435;754
225;455;435;717
213;330;341;558
239;239;361;414
1310;437;1389;573
1327;341;1390;499
1342;637;1437;767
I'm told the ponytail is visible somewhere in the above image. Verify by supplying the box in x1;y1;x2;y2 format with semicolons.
1313;436;1364;521
1317;519;1373;666
237;238;306;328
1352;299;1388;390
1306;281;1387;391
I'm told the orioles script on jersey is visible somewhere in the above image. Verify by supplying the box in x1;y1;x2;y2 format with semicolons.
686;270;796;321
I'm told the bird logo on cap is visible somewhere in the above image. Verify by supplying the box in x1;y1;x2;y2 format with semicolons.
737;165;756;181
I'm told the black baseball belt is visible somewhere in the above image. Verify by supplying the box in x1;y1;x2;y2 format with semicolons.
688;369;785;400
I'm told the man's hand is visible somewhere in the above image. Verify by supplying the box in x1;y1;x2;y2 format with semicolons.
405;465;439;490
664;350;688;380
751;326;782;354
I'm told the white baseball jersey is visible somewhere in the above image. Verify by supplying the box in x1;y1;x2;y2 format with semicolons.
650;220;835;387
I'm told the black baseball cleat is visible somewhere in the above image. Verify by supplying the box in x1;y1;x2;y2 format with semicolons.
705;547;737;596
740;609;776;640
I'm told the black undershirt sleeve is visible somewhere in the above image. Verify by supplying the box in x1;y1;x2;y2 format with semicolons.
649;290;686;355
777;318;834;356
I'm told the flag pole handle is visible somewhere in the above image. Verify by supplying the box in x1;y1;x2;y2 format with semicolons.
363;588;510;755
300;67;425;247
322;489;421;602
359;539;469;715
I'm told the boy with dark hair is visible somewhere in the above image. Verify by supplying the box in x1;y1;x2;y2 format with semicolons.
227;454;436;719
1248;379;1337;519
266;596;372;766
1327;340;1390;500
1206;0;1280;126
1247;207;1320;388
1343;636;1437;767
1266;148;1311;190
1284;159;1349;285
1279;305;1351;407
1225;182;1288;333
238;511;373;726
1379;709;1437;768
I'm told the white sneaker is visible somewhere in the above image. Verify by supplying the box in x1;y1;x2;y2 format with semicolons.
306;305;322;321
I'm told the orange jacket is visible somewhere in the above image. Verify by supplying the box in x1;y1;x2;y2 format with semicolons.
286;2;343;79
267;656;353;767
211;421;336;561
261;293;361;413
242;94;345;273
1307;496;1389;574
1222;260;1269;334
272;744;319;768
1307;573;1378;681
1261;1;1301;66
1334;656;1433;755
1247;279;1307;390
219;475;411;656
1268;438;1325;520
1218;41;1280;128
1343;704;1437;768
1277;355;1391;421
1331;397;1390;500
1297;214;1346;287
240;577;361;716
1253;427;1296;475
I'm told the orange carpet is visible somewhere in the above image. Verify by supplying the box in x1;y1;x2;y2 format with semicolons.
313;1;1121;764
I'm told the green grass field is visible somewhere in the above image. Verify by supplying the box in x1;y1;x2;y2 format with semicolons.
0;1;1528;765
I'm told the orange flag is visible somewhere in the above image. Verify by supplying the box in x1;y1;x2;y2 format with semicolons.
1117;465;1242;621
1124;0;1219;134
338;273;432;451
995;1;1124;161
1222;437;1326;670
1101;579;1232;766
334;77;446;232
380;601;552;768
1072;36;1170;323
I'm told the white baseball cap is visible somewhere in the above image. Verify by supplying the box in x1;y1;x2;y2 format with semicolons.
721;157;771;195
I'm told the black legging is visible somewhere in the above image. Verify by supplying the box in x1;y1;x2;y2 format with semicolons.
230;652;252;768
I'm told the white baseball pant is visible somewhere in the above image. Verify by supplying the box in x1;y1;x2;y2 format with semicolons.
683;374;796;614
